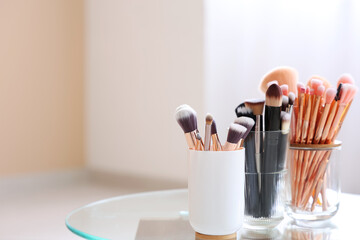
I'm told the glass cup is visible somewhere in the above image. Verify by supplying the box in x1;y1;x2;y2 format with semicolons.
243;130;289;229
285;141;342;222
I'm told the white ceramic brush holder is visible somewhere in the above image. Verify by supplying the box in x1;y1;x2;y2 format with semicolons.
188;149;245;236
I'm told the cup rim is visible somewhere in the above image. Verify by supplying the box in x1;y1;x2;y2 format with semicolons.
289;140;342;150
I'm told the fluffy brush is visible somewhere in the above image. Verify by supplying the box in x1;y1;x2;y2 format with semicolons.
259;66;298;94
175;105;197;149
223;123;247;151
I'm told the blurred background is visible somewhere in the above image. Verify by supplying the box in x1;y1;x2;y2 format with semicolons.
1;0;360;239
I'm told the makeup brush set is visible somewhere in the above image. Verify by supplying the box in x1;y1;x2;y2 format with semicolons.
176;66;358;229
175;105;255;151
289;74;358;214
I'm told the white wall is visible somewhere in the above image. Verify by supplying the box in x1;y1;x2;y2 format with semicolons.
86;0;360;193
204;0;360;193
85;0;204;182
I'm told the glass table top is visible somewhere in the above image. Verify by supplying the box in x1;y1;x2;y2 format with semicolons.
66;189;360;240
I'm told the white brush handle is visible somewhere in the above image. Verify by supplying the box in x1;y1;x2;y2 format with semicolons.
204;124;211;151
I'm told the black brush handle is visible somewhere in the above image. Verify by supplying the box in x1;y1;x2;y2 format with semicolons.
244;132;261;218
265;106;281;131
261;131;280;217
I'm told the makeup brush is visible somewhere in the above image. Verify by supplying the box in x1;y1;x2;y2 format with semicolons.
234;116;255;148
320;84;342;143
245;99;265;188
295;83;306;143
280;84;289;96
175;106;198;149
301;87;312;143
278;112;290;170
306;75;332;90
259;66;298;94
235;102;256;126
326;84;358;143
245;99;265;131
307;85;325;143
313;88;336;144
195;132;204;151
265;84;282;131
333;74;356;138
282;95;289;112
337;73;355;87
288;92;295;114
223;123;247;151
211;120;222;151
204;113;213;151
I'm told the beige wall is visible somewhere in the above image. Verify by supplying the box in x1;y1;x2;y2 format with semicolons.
0;0;84;175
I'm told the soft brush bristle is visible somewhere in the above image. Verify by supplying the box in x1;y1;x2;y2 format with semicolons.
205;113;213;125
316;85;325;97
227;123;247;144
280;84;289;96
337;73;355;87
325;88;336;104
175;106;197;133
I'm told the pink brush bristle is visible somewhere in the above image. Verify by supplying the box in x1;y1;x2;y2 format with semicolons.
310;89;315;95
325;88;336;104
306;86;310;95
297;83;305;96
316;85;325;97
337;73;355;87
280;84;289;96
342;84;358;104
310;79;322;91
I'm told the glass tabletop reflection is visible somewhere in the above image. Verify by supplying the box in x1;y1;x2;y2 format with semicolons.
66;189;360;240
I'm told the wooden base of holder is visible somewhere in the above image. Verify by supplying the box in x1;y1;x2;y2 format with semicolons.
195;232;237;240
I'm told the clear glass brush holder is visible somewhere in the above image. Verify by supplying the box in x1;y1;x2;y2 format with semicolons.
285;141;342;223
244;130;289;229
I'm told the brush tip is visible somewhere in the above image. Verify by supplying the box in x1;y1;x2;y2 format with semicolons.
288;92;295;105
211;120;217;135
325;88;336;104
234;116;255;129
267;80;279;88
266;84;282;107
205;113;213;125
260;66;298;93
227;123;247;144
316;85;325;97
310;79;322;90
280;84;289;96
337;73;355;87
175;106;197;133
244;99;265;115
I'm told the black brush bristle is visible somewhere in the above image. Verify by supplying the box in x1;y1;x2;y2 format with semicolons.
227;123;247;144
288;92;295;105
335;83;342;101
211;120;217;135
175;108;197;133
